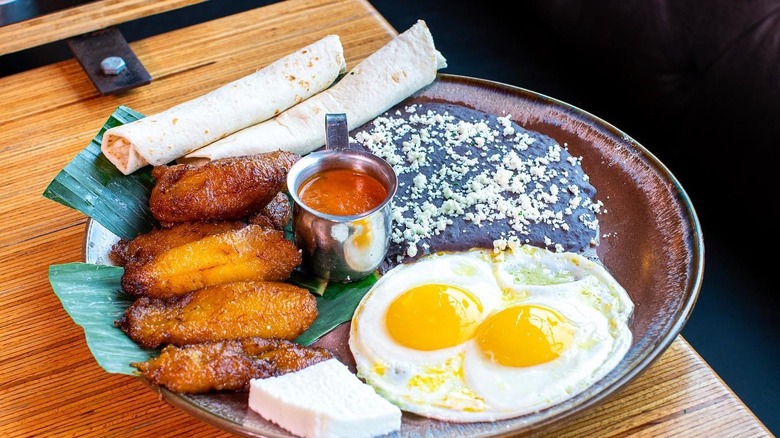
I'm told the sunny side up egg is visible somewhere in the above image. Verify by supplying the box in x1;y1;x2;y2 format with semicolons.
348;246;635;422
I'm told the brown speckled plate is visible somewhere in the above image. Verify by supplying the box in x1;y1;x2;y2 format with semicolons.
84;73;704;437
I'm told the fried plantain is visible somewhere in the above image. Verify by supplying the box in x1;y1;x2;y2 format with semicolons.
109;220;246;266
130;337;333;393
149;150;299;225
116;281;318;349
248;191;291;230
120;224;301;298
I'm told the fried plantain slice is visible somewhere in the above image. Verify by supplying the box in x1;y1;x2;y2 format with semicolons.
120;224;301;298
248;191;291;230
131;337;333;393
149;150;299;225
116;281;318;349
109;220;246;266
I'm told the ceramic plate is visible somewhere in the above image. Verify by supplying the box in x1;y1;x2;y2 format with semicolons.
84;73;704;437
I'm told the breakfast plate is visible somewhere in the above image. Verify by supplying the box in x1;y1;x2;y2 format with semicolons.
82;73;703;436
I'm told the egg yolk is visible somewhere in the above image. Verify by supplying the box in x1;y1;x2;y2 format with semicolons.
386;284;482;351
476;304;574;367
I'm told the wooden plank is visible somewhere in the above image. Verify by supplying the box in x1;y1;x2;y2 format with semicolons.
0;0;206;56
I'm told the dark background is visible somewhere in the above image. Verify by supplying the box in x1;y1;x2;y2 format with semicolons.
1;0;776;434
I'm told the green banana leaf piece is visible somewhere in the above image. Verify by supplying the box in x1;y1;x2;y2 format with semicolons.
42;105;155;239
47;263;150;375
295;272;380;346
44;105;378;375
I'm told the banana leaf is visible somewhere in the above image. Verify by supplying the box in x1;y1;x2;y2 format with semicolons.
295;272;380;346
44;105;378;375
47;263;151;375
42;106;155;239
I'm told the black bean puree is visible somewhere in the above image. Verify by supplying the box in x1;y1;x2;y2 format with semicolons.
351;102;600;274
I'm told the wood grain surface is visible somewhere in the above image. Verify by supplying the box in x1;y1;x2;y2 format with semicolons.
0;0;771;436
0;0;206;56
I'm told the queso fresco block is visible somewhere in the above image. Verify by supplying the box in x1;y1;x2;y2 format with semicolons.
248;359;402;438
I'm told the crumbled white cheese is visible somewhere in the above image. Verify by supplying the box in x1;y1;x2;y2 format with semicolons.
351;104;601;256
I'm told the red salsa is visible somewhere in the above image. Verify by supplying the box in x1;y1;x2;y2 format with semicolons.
298;168;387;216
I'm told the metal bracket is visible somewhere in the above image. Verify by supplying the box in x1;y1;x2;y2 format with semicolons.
67;27;151;95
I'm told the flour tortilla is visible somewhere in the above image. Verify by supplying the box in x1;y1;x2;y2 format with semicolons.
101;35;346;175
184;20;447;161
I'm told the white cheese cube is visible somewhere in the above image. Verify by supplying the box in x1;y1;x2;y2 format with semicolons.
248;359;402;438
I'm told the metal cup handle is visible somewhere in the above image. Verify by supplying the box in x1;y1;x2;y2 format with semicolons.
325;113;349;151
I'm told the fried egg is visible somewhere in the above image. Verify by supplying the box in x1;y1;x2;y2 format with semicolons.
348;246;634;422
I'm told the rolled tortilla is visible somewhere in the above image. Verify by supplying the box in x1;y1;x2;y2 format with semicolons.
101;35;346;175
184;20;447;161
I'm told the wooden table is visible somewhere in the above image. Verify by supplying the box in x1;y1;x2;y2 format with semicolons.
0;0;772;436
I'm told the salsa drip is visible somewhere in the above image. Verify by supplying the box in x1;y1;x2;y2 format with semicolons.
298;168;387;216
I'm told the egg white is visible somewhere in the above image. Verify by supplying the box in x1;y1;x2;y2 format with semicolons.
462;295;631;419
350;250;502;364
348;246;634;422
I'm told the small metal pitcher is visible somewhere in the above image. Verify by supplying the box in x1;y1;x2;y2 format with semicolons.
287;113;397;282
